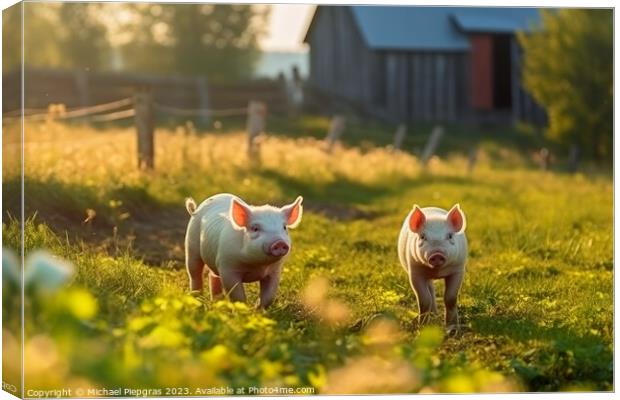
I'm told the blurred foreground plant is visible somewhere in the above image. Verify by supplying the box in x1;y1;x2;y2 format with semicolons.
300;276;519;394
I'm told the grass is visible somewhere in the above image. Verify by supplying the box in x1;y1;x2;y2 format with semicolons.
2;116;613;394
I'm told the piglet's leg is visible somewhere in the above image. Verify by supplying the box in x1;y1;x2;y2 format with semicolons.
258;268;282;309
428;281;438;314
208;272;223;300
444;271;464;333
186;254;205;292
409;273;434;324
220;270;246;303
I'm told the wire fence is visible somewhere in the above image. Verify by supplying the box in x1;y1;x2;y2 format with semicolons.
2;90;275;170
5;91;427;174
2;92;263;171
3;90;568;174
2;92;468;173
153;103;248;118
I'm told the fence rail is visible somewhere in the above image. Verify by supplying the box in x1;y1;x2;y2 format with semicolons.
3;89;266;171
89;108;136;122
3;97;134;122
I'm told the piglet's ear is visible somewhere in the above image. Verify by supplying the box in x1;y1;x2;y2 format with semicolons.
230;197;252;229
282;196;303;229
408;205;426;233
447;204;466;233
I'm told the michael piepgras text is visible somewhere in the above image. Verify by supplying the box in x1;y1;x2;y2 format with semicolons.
25;386;315;397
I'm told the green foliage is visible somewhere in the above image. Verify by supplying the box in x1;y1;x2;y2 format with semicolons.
117;3;268;80
2;4;22;72
165;4;268;80
56;3;111;71
10;3;268;81
518;9;613;159
15;3;112;72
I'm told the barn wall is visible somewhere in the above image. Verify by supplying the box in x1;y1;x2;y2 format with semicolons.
307;6;547;126
308;7;343;94
307;7;471;123
380;51;470;123
510;37;546;125
308;7;551;124
307;6;378;111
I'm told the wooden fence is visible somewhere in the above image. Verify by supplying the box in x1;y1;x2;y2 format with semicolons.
2;67;306;172
3;87;268;170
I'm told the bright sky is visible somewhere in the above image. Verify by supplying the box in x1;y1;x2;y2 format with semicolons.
260;4;315;52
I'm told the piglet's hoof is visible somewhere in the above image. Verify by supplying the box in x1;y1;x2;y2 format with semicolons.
445;325;461;337
418;312;434;326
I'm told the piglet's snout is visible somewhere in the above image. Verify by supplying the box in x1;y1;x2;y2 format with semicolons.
268;240;290;257
428;252;447;268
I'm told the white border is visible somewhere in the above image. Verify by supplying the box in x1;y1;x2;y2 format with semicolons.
0;1;616;400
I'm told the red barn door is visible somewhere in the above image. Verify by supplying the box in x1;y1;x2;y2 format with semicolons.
470;34;494;110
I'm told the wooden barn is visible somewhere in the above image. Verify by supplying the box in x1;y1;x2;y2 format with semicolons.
303;6;546;125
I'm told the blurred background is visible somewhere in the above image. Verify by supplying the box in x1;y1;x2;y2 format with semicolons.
3;3;311;79
2;4;613;163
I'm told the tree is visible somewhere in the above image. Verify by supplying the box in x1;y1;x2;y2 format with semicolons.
7;3;112;72
109;3;176;74
170;4;268;80
3;5;21;73
518;9;613;159
20;3;64;70
118;4;269;82
56;3;111;71
10;3;268;81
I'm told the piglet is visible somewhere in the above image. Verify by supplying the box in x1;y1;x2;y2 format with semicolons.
397;204;468;333
185;193;303;308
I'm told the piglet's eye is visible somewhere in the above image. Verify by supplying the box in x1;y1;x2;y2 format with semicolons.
283;224;287;231
250;225;260;233
419;233;426;241
447;233;454;240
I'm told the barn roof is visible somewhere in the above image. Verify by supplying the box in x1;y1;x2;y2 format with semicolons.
450;9;542;34
305;6;542;51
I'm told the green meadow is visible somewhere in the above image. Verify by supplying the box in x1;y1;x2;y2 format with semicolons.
2;117;613;394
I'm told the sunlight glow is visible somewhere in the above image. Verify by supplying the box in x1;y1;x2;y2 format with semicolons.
260;4;314;52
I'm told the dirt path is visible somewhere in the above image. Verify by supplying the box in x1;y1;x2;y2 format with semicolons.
39;202;378;268
39;207;189;268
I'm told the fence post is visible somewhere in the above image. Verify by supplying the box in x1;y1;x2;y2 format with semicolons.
289;65;304;116
467;146;479;174
392;123;407;151
539;147;550;171
196;77;209;126
568;144;580;173
134;88;155;170
325;115;346;153
74;70;91;107
74;70;91;123
247;101;266;160
421;125;444;166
